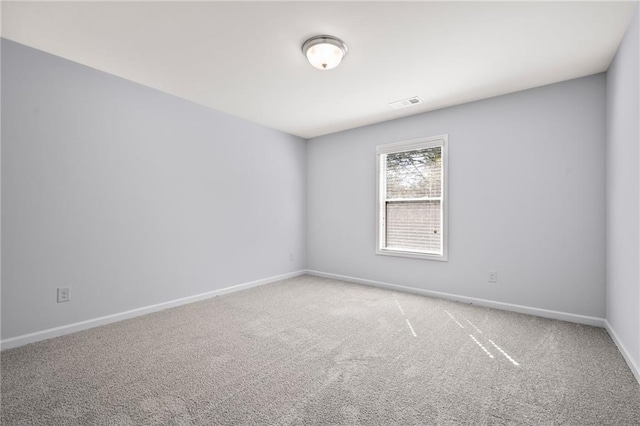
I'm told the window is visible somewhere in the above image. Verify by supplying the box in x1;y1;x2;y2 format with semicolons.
376;135;448;260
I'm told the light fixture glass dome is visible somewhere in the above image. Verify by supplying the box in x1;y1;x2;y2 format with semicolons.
302;35;348;70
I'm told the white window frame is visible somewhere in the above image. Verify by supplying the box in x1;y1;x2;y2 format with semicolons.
376;134;448;261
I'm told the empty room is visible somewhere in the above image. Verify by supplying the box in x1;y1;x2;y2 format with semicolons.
1;1;640;424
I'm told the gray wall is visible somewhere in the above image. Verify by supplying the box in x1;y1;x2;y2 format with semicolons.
0;33;3;341
606;6;640;373
308;75;607;318
1;39;307;340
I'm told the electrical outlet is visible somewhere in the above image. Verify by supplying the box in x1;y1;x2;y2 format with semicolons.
289;253;294;262
57;287;70;303
488;270;497;283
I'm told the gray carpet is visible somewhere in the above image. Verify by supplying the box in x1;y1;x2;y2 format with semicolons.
2;275;639;425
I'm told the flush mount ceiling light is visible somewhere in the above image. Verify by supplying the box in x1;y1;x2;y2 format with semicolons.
302;35;348;70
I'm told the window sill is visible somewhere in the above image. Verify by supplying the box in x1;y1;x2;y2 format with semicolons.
376;248;448;262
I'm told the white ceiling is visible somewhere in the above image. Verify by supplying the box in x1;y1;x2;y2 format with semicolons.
2;1;637;138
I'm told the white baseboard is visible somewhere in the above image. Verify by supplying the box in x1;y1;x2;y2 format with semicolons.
1;270;306;351
306;270;606;327
605;320;640;384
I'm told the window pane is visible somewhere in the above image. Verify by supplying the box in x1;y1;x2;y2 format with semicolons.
386;200;441;252
386;147;442;199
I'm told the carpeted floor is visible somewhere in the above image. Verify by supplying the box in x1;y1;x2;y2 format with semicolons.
2;275;639;425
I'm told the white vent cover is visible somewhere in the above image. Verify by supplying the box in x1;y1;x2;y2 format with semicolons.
389;96;423;109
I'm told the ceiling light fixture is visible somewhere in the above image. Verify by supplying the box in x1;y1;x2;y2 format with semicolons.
302;35;348;70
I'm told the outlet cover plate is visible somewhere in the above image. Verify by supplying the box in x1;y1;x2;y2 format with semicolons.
57;287;70;303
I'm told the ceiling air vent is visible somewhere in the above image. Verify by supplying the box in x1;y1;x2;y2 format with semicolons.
389;96;423;109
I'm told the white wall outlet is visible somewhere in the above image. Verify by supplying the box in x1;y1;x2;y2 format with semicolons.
289;253;294;262
57;287;70;303
488;270;497;283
